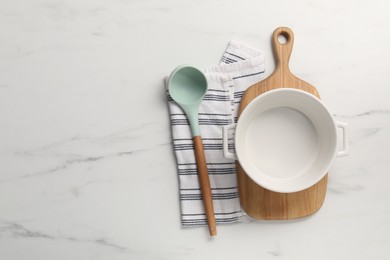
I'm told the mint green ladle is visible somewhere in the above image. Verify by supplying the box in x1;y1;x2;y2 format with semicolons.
168;65;217;236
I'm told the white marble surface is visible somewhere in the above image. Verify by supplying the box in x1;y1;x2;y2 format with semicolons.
0;0;389;259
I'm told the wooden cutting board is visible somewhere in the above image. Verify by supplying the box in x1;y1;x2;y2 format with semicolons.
237;27;328;220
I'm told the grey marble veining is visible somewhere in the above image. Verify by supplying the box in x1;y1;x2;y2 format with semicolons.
1;0;390;259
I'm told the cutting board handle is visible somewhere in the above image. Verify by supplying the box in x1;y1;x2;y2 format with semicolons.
272;27;294;74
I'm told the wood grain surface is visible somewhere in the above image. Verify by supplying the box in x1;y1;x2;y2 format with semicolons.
237;27;328;220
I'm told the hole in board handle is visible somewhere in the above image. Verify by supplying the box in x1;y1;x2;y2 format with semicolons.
277;32;289;45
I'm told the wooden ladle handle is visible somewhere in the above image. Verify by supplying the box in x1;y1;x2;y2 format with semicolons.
272;27;294;73
193;135;217;236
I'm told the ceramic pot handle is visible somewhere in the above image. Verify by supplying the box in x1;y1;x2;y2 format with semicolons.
336;121;349;157
222;124;238;160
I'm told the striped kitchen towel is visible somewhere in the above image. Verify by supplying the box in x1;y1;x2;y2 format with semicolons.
166;41;265;226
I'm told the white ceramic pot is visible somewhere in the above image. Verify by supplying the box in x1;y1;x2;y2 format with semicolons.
223;88;349;193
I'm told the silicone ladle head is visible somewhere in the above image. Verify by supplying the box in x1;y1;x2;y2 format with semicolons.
168;65;208;136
